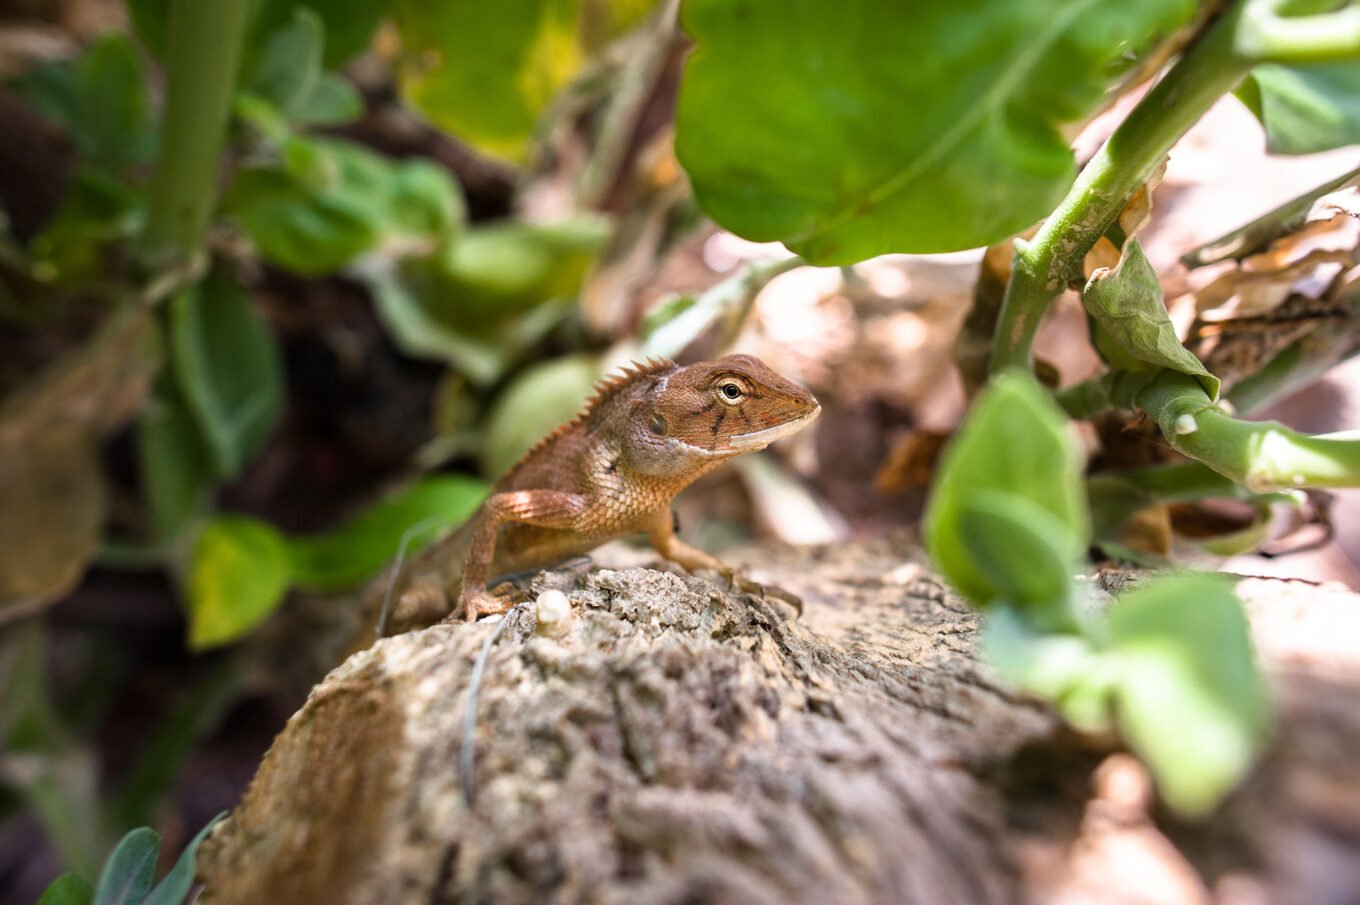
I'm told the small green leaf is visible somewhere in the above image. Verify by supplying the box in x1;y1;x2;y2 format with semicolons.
254;0;391;66
92;827;159;905
924;370;1087;609
187;516;292;649
288;476;489;591
675;0;1198;263
168;276;283;479
480;355;600;475
1107;573;1271;816
16;34;156;172
982;604;1107;726
388;159;467;244
37;873;93;905
245;8;325;116
958;490;1078;630
142;813;226;905
364;217;606;384
392;0;655;162
1238;62;1360;156
1082;238;1220;400
290;72;364;126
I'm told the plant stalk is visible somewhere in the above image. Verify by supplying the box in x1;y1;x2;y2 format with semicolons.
1137;371;1360;491
990;6;1254;372
140;0;250;270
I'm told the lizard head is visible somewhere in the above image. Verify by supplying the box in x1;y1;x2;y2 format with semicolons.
629;355;820;472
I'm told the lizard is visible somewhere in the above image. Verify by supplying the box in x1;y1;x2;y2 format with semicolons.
363;354;820;641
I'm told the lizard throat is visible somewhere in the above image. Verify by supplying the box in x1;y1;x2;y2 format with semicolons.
726;405;821;450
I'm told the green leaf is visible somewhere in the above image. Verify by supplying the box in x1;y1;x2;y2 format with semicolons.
187;516;292;649
1082;238;1220;400
365;264;514;384
1107;573;1271;816
957;490;1078;629
1238;62;1360;156
142;813;226;905
245;8;325;116
37;873;94;905
255;0;391;66
225;138;465;273
480;355;600;475
982;604;1108;728
137;374;215;543
290;72;364;126
92;827;159;905
288;476;489;591
675;0;1198;264
224;143;387;274
168;276;283;479
924;370;1088;610
393;0;656;162
16;34;156;172
364;216;607;384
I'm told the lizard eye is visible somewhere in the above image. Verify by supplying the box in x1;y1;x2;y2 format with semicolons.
717;381;745;404
648;412;669;436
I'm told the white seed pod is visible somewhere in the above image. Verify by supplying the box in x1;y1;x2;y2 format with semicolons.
535;589;574;637
1174;413;1198;436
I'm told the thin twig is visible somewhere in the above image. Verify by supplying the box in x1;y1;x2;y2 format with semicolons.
460;605;527;807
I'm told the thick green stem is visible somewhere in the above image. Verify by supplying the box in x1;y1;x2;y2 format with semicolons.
990;7;1254;372
140;0;250;270
1137;371;1360;491
1238;0;1360;63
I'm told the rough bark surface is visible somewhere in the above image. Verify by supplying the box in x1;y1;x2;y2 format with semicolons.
197;538;1360;905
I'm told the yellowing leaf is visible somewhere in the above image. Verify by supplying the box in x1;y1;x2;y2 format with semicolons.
187;517;291;649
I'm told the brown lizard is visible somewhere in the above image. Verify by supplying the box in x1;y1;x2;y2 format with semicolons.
366;354;820;639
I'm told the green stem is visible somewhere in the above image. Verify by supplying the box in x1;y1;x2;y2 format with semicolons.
990;6;1254;372
140;0;250;270
1238;0;1360;63
1137;371;1360;491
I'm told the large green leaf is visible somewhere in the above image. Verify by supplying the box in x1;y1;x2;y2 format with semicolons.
957;490;1078;619
393;0;656;162
168;276;284;479
91;828;158;905
1082;238;1220;400
1107;573;1270;816
288;476;488;591
924;370;1087;617
675;0;1198;264
480;355;600;475
187;516;292;649
1238;62;1360;156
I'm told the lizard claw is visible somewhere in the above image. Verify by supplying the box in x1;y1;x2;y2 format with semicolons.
449;590;515;624
728;573;803;618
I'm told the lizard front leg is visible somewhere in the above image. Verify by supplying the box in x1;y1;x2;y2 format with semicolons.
454;490;589;622
646;509;803;616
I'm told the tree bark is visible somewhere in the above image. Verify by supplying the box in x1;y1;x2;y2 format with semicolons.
197;537;1360;905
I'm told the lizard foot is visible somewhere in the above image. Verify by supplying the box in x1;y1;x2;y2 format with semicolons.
448;590;516;624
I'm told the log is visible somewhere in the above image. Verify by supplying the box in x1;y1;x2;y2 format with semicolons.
197;538;1360;904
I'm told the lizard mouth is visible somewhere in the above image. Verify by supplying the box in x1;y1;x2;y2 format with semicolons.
727;404;821;450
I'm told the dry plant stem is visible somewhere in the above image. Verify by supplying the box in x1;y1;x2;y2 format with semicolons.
990;6;1253;372
140;0;250;270
1137;372;1360;491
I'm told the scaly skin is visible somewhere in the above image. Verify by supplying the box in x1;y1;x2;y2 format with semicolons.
374;355;820;635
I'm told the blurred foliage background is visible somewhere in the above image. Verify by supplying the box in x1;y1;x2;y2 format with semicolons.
1;0;1358;900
